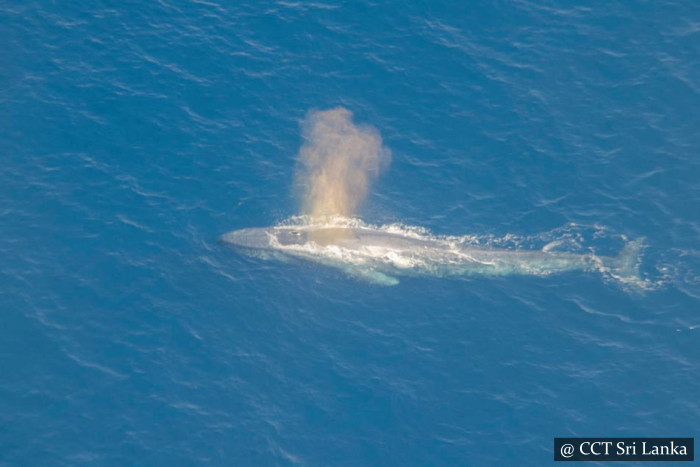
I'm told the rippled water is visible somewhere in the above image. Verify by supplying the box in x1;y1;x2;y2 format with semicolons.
3;1;699;464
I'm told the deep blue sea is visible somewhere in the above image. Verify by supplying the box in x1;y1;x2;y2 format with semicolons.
3;1;700;465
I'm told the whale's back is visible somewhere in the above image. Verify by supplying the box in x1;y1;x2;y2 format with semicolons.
302;227;436;251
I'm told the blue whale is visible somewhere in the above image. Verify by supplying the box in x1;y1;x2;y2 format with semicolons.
221;222;644;286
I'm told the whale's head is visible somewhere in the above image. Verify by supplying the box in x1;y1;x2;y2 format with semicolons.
220;225;363;252
220;227;273;250
219;227;309;250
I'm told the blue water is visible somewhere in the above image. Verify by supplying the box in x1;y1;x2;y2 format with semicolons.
3;1;700;464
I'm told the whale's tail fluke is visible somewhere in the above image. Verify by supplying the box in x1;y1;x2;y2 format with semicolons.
604;237;645;285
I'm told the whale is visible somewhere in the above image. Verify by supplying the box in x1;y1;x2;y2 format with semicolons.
220;220;644;286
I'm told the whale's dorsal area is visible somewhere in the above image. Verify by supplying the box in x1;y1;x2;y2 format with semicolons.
307;227;358;246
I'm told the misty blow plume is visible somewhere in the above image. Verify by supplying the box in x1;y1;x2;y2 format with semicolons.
295;107;391;218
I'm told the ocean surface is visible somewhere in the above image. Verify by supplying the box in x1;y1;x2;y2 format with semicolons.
3;1;700;465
